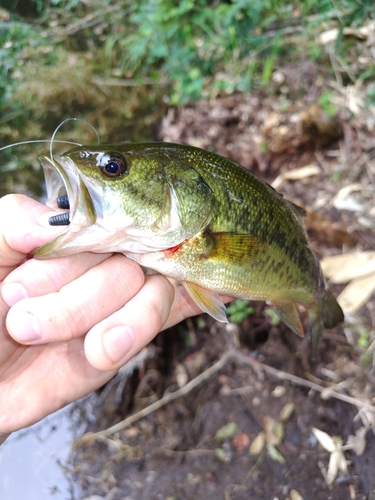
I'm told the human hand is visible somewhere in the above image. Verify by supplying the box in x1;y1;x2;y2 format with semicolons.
0;194;203;439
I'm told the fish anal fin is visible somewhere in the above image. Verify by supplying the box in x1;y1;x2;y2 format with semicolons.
268;301;304;337
182;281;228;323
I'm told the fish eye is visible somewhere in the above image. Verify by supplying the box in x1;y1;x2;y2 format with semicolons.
99;153;128;177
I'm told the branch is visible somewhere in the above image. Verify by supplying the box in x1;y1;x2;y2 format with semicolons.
78;349;234;444
231;350;375;414
77;348;375;446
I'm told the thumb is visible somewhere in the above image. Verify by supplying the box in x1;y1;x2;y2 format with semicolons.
0;194;64;273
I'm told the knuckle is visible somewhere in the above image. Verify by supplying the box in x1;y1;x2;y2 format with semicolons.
110;257;145;300
50;293;90;341
60;309;85;341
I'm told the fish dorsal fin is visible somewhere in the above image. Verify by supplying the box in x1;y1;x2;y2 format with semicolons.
285;200;306;220
268;301;304;337
182;281;228;323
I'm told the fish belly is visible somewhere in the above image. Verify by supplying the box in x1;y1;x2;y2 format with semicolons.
134;230;317;306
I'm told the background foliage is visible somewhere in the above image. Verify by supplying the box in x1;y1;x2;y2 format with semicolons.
0;0;374;194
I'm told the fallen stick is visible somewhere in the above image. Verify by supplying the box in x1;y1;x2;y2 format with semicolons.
78;349;234;444
77;349;375;445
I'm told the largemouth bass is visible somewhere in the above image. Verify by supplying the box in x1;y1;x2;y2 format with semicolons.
34;142;344;352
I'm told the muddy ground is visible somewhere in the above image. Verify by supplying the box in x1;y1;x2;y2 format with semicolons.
69;88;375;500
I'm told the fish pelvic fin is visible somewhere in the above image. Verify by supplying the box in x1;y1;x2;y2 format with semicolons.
309;288;344;358
182;281;228;323
268;302;304;337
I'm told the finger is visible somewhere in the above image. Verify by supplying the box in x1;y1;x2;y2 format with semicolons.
1;252;112;307
84;274;175;371
0;336;117;434
0;194;64;275
5;255;145;344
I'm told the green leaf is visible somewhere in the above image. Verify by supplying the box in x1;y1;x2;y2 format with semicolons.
215;422;238;440
261;31;281;88
265;308;280;326
226;299;254;323
214;447;227;462
319;91;337;118
267;443;286;465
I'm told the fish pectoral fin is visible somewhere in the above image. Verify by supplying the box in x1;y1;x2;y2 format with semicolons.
209;232;266;266
182;281;228;323
268;301;304;337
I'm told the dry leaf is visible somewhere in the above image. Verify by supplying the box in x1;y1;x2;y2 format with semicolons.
289;489;304;500
321;252;375;283
333;183;363;212
175;363;188;388
337;272;375;315
347;427;367;456
123;427;140;438
312;428;348;485
320;21;375;46
306;210;357;248
263;416;277;444
271;165;320;190
249;432;266;455
280;403;295;422
272;385;286;398
327;448;347;485
312;428;336;453
320;28;340;44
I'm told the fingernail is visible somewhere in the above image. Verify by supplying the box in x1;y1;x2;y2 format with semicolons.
102;326;134;364
8;311;41;343
1;283;28;307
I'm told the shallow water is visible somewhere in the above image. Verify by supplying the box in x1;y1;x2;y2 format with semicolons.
0;401;88;500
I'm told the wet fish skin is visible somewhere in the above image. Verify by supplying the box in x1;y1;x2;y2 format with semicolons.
34;142;344;352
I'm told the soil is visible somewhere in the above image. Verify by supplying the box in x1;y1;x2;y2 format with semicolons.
69;89;375;500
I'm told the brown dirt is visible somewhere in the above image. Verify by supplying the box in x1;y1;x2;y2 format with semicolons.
69;89;375;500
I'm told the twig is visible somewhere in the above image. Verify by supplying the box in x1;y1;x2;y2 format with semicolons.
42;5;121;38
237;447;267;489
93;77;167;88
78;349;234;444
231;351;375;414
77;348;375;446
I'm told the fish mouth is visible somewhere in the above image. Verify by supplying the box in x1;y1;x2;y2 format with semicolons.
39;155;96;228
34;155;98;259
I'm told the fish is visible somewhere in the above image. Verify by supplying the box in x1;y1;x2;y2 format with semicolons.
34;142;344;353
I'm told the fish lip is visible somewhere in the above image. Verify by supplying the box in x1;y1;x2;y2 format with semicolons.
39;155;96;227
